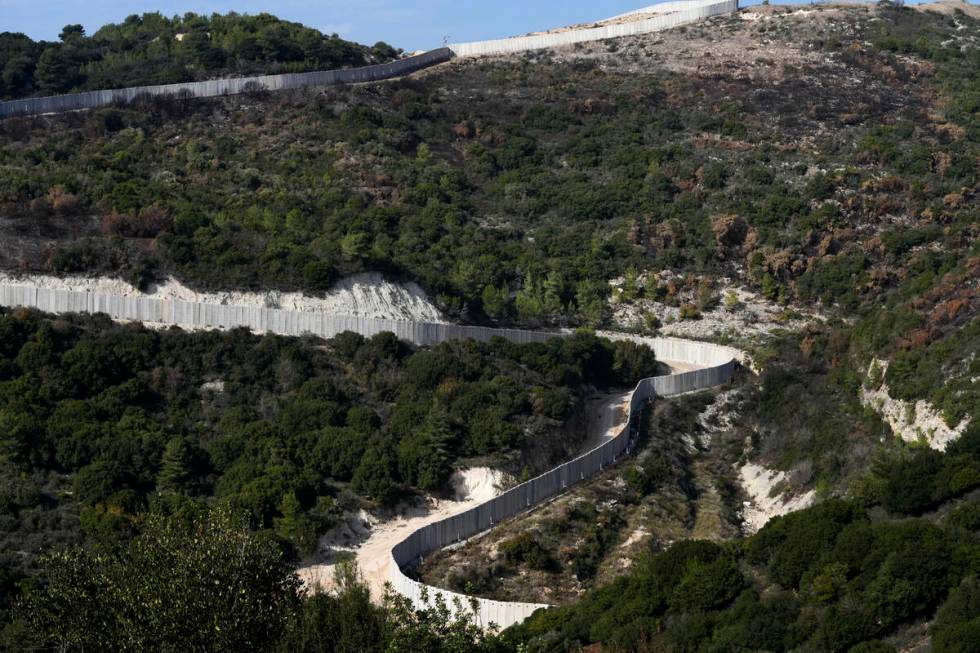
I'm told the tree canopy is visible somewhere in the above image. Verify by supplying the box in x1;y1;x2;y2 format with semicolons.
0;12;398;99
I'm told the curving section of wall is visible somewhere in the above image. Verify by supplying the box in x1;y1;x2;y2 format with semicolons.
449;0;737;58
0;49;452;119
0;282;742;629
386;340;737;629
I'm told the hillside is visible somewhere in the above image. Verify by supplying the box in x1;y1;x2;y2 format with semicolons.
2;0;975;483
0;12;398;100
0;5;974;322
1;2;979;652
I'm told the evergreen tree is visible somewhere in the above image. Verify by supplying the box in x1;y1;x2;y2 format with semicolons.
274;491;317;557
415;404;455;492
157;436;194;493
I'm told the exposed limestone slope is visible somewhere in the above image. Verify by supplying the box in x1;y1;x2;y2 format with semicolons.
861;359;972;451
0;271;446;323
738;462;816;534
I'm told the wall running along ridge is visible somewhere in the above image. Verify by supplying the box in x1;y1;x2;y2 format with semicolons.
0;283;742;629
0;48;453;119
0;0;739;118
448;0;738;57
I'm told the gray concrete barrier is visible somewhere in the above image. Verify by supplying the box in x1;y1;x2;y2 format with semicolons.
0;48;453;119
386;339;736;629
0;282;743;629
449;0;737;57
1;0;740;118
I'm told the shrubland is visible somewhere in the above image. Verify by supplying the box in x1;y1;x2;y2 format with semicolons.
0;7;974;334
505;491;980;653
11;423;980;653
6;503;501;653
492;313;980;650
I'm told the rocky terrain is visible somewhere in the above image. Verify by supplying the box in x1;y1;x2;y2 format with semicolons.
0;271;447;322
862;358;972;451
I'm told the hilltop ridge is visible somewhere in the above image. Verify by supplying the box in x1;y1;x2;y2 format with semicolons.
0;12;398;100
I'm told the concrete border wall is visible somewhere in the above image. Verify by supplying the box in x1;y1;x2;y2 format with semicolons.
608;0;729;20
0;48;452;119
449;0;737;57
0;282;741;630
386;341;736;629
1;0;740;117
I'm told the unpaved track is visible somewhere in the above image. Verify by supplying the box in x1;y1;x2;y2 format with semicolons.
578;360;702;456
298;468;504;601
580;392;633;455
300;359;694;600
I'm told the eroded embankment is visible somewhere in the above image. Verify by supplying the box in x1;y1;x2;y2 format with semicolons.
861;359;971;452
0;272;446;323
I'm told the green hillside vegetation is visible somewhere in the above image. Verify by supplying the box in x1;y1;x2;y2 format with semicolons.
0;4;978;652
0;307;655;606
9;504;502;653
0;6;974;333
10;476;980;652
505;490;980;653
498;310;980;651
0;13;397;99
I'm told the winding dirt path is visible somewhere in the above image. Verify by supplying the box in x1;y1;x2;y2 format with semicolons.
298;469;505;601
298;359;694;601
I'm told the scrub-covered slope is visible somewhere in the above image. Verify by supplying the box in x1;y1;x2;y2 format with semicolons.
2;3;980;651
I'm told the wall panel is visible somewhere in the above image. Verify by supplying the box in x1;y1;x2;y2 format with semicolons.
0;49;453;118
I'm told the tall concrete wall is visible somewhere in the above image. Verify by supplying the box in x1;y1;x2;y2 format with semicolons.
0;49;452;119
386;341;736;629
449;0;737;57
0;282;742;630
2;0;740;117
608;0;730;20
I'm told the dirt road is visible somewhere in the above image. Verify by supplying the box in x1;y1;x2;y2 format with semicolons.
297;468;504;600
298;359;695;600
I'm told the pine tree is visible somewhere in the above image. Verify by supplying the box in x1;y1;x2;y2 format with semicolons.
415;403;454;491
157;436;194;493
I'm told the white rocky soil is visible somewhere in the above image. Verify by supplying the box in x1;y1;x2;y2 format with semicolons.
0;271;446;323
608;272;820;340
685;390;814;534
297;467;509;600
861;359;971;452
738;462;816;534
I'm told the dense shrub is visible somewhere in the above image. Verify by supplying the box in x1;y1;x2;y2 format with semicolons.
501;533;560;572
507;500;976;653
0;309;654;589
